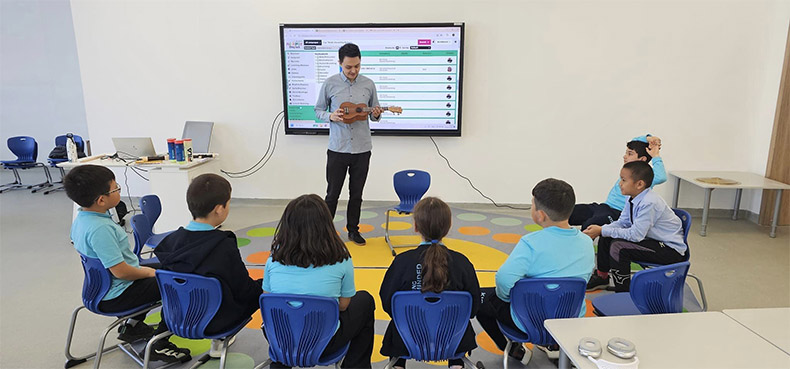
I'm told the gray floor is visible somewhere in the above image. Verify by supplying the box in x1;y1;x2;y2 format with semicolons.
1;171;788;369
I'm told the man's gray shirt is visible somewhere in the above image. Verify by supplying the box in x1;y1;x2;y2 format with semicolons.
314;73;380;154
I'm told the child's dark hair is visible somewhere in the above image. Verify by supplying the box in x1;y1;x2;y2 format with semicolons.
532;178;576;222
626;140;652;162
63;164;115;207
187;174;231;219
623;161;654;188
413;197;452;293
271;194;350;268
338;43;361;62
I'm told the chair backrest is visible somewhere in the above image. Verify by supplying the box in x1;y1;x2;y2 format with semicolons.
259;293;342;367
139;194;162;227
55;134;85;152
510;278;587;346
630;261;690;314
131;214;154;257
393;170;431;213
7;136;37;162
390;291;472;362
155;270;223;339
672;208;692;261
79;255;113;314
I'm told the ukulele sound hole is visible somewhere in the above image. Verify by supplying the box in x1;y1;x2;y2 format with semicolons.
355;108;363;113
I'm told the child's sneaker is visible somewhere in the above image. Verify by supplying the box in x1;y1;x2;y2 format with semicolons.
117;322;154;343
149;340;191;363
536;344;560;359
209;335;237;358
586;274;610;291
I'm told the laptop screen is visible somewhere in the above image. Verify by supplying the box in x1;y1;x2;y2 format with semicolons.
182;121;213;153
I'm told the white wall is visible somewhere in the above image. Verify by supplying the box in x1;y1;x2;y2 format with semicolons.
69;0;789;214
1;0;88;159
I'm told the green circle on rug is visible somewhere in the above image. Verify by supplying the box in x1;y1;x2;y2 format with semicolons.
237;238;251;247
360;211;378;220
246;227;276;237
197;353;255;369
143;312;211;353
491;217;523;226
457;213;487;221
333;214;345;222
524;224;543;232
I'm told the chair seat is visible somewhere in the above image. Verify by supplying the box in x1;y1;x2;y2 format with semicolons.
144;230;175;249
95;301;160;318
591;293;642;316
139;256;160;267
393;205;413;214
497;320;529;342
49;158;68;166
316;342;351;366
203;317;252;340
1;160;37;168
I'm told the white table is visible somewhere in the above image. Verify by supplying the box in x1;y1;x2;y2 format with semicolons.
670;171;790;237
723;307;790;356
544;312;790;369
59;155;220;232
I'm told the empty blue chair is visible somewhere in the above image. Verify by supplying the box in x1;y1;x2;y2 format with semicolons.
384;170;431;256
498;278;586;369
1;136;52;193
257;294;349;368
44;134;85;195
138;194;175;247
592;261;690;317
146;270;251;369
64;255;161;369
131;214;160;266
384;291;477;369
633;209;707;311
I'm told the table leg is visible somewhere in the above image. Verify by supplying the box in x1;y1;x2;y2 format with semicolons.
672;178;681;208
701;188;713;237
770;190;783;238
733;189;742;220
558;349;571;369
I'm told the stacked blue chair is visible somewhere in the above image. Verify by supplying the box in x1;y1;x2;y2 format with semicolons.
384;291;478;369
131;215;161;266
592;261;690;316
146;270;252;369
256;294;349;369
64;255;161;369
497;278;587;369
384;170;431;256
44;134;85;195
1;136;52;193
633;209;707;311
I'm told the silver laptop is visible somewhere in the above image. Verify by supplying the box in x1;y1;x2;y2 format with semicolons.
182;121;214;154
111;137;157;159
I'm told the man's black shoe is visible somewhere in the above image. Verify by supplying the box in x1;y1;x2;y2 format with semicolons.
348;231;366;246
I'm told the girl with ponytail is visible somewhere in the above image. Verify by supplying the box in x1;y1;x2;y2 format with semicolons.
379;197;481;369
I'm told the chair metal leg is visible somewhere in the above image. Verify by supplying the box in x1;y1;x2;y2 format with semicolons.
687;273;708;312
383;357;398;369
30;165;54;193
502;340;512;369
385;209;397;256
91;313;132;369
253;358;272;369
64;305;133;369
0;168;28;193
461;356;478;369
142;330;175;369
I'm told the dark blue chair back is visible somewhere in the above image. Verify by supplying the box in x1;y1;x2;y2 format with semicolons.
390;291;472;362
155;270;223;339
131;214;154;257
80;255;113;314
673;208;691;261
139;195;162;228
55;134;85;151
630;261;690;314
393;170;430;213
7;136;37;162
510;278;587;346
260;294;345;367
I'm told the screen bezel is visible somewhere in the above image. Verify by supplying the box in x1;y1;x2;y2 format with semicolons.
279;22;464;137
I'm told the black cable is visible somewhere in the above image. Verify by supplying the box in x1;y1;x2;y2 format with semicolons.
221;112;284;179
429;136;530;210
221;111;284;176
122;166;138;216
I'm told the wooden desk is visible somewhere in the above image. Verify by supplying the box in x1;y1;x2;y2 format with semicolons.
59;155;220;232
670;171;790;237
544;312;790;369
723;307;790;356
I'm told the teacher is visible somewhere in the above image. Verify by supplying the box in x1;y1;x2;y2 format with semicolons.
314;43;382;246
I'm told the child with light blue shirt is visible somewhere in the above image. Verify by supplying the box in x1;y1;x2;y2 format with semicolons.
476;178;594;361
261;194;375;369
583;161;686;292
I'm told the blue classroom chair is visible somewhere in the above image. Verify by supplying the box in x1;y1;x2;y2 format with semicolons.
1;136;52;193
593;261;690;316
384;170;431;256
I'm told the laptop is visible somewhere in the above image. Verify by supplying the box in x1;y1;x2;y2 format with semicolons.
182;121;214;154
111;137;157;159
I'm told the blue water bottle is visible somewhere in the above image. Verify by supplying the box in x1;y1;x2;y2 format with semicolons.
167;138;176;162
175;140;185;163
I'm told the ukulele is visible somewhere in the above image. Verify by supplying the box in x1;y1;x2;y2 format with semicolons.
339;102;403;124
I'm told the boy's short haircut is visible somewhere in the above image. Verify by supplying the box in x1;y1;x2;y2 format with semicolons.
63;165;115;208
532;178;576;222
623;160;655;188
338;43;361;62
626;140;652;162
187;174;232;219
